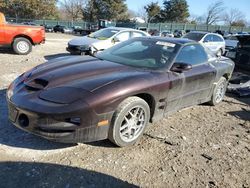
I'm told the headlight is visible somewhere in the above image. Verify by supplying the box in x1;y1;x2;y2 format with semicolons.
39;87;91;104
7;83;14;99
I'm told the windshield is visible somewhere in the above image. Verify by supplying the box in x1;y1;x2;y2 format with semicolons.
183;33;206;41
96;38;179;69
88;28;119;40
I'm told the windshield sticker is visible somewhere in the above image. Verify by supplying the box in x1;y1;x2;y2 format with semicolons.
156;41;176;47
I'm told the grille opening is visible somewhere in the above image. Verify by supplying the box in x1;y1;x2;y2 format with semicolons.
34;78;48;87
25;85;41;91
18;114;29;127
36;127;74;133
65;117;81;126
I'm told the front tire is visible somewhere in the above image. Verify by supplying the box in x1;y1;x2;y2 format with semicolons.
216;48;223;57
209;77;227;106
108;97;150;147
13;37;32;55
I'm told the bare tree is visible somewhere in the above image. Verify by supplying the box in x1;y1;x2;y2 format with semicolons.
60;0;86;21
223;8;246;26
136;6;148;22
204;0;224;25
188;14;204;24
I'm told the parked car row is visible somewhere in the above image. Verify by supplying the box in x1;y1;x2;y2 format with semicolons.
2;12;247;147
67;27;150;55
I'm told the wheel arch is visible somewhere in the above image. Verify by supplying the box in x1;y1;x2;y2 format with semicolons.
134;93;156;122
222;73;230;80
12;35;34;45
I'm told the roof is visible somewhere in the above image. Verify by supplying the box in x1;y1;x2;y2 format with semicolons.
189;31;209;34
105;27;138;31
150;36;195;45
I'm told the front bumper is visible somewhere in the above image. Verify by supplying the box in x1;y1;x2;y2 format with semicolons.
66;45;90;55
7;99;113;143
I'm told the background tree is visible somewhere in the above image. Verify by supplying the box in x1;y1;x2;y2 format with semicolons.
60;0;85;21
223;8;246;27
83;0;128;22
0;0;58;19
160;0;189;22
204;0;224;25
144;2;161;23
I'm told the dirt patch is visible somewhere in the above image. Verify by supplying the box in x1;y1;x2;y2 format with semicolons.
0;33;249;188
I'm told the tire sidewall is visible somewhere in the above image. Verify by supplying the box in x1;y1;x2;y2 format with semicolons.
110;98;150;147
13;38;32;55
211;77;227;105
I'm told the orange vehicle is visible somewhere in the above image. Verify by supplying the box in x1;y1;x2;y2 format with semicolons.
0;12;45;55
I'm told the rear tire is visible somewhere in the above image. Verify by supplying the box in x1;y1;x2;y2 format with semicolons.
108;97;150;147
209;77;227;106
13;37;32;55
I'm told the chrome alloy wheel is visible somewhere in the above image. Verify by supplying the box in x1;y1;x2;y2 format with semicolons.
16;41;29;54
119;106;146;142
215;80;226;103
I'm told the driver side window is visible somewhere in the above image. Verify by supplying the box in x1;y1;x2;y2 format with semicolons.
175;44;208;66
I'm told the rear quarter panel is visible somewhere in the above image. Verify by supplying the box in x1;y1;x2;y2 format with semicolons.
1;24;45;45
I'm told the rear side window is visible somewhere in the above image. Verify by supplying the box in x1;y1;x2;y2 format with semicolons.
213;35;224;42
115;31;130;42
175;44;208;66
183;33;206;41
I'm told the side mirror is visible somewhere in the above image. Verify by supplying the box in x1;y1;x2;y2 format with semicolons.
203;39;209;43
112;37;120;43
171;62;192;73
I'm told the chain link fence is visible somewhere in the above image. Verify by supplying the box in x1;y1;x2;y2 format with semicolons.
6;17;250;33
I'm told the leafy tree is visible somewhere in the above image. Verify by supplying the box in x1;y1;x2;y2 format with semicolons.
160;0;189;22
0;0;58;19
144;2;160;23
231;20;246;27
60;0;84;21
83;0;128;22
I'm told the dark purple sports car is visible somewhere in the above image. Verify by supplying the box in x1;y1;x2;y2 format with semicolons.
7;37;234;147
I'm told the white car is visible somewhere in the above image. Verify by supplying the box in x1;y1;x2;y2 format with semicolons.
67;27;150;55
183;31;225;56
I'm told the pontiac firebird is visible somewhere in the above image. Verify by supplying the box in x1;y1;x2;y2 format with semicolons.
7;37;234;147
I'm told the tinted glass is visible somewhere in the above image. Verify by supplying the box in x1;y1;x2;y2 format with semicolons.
88;28;119;39
204;34;213;42
183;33;206;41
96;38;179;69
175;44;208;65
213;35;223;42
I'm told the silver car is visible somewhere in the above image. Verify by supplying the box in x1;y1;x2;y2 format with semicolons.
67;27;150;55
183;31;225;56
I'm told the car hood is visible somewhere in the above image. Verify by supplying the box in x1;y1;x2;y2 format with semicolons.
23;56;148;92
68;36;105;46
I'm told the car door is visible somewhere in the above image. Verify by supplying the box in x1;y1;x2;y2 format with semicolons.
0;22;5;44
202;34;216;53
167;44;216;110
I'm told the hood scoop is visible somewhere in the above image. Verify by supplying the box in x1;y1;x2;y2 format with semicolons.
25;78;48;91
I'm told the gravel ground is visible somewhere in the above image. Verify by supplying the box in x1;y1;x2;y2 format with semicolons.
0;33;249;188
